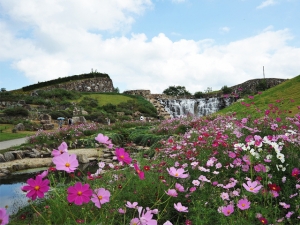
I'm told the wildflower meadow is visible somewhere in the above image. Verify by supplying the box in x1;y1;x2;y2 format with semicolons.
1;100;300;225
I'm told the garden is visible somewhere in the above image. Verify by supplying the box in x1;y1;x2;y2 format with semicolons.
0;94;299;225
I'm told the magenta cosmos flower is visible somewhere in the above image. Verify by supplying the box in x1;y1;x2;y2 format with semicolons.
52;141;68;157
167;167;189;179
174;202;188;212
95;133;113;149
237;198;251;210
22;175;50;200
134;163;145;180
0;208;9;225
243;180;262;193
115;148;132;164
222;205;234;216
67;182;93;205
52;152;78;173
91;188;111;208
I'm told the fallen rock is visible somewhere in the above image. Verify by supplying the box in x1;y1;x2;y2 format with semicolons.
4;152;15;161
77;154;89;164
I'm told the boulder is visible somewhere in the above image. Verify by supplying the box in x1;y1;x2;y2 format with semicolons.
77;154;89;164
43;124;54;130
39;114;52;122
11;151;25;159
0;154;6;162
3;152;15;161
40;120;51;124
15;123;25;131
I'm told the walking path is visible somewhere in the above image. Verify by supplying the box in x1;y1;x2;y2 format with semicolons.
0;137;28;150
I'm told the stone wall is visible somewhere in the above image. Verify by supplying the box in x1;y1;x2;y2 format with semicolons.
230;78;287;94
37;77;114;93
123;90;151;97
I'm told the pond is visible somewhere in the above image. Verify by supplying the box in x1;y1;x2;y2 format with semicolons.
0;163;98;215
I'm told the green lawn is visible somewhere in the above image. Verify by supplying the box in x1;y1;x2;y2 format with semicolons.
218;75;300;118
0;124;35;142
74;93;135;106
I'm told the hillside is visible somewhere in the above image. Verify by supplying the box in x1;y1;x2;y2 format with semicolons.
217;75;300;118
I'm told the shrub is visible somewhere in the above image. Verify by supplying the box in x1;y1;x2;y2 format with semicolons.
221;85;232;94
3;107;29;117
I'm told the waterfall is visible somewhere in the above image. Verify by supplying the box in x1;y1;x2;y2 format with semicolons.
159;97;236;118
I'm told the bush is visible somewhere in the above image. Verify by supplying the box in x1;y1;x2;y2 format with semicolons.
194;91;205;98
221;85;232;94
3;107;29;117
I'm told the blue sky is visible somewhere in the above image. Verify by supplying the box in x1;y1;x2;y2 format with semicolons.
0;0;299;94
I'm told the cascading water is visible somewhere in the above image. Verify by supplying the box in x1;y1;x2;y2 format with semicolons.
160;97;236;118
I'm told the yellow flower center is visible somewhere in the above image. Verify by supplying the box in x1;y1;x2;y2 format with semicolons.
175;173;178;177
65;163;70;167
137;169;140;174
98;195;103;200
227;210;231;214
77;191;82;196
34;186;40;191
120;155;124;159
250;187;254;190
242;203;245;207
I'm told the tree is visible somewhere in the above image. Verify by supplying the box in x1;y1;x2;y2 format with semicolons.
1;88;6;92
113;87;120;93
204;87;212;94
194;91;205;98
256;80;268;91
163;86;191;97
221;85;232;94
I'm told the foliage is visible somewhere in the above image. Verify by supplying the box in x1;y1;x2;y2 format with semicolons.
194;91;205;98
8;103;300;224
163;85;192;97
256;79;268;91
221;85;232;94
3;107;29;117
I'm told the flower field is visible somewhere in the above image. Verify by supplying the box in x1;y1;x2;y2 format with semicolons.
1;97;300;225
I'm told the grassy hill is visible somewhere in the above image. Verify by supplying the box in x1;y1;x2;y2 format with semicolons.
218;75;300;118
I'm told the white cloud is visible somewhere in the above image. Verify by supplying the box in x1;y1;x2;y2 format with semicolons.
1;1;299;94
220;26;230;33
257;0;277;9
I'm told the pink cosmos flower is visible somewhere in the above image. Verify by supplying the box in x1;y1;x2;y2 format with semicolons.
115;148;132;164
167;167;189;179
95;133;113;149
37;170;48;179
52;141;68;157
165;189;178;197
134;163;145;180
67;182;93;205
175;183;185;192
174;202;188;212
222;205;234;216
0;208;9;225
237;198;251;210
22;175;50;200
118;208;126;214
130;218;140;225
243;180;262;193
52;153;78;173
138;207;157;225
125;201;138;209
220;192;229;200
91;188;110;208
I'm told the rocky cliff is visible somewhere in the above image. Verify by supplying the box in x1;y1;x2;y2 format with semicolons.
35;77;114;93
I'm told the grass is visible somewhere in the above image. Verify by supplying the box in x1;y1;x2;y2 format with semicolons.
74;93;135;106
218;75;300;118
0;124;35;142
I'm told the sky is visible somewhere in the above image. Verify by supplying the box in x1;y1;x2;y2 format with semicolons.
0;0;300;94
